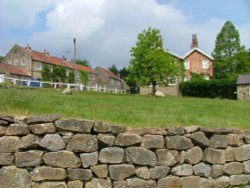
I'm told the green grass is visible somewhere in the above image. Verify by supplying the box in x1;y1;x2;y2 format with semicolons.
0;87;250;129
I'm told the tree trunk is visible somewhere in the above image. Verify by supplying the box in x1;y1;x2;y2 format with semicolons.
152;81;157;96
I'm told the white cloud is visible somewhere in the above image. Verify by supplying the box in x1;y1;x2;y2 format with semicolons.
1;0;250;68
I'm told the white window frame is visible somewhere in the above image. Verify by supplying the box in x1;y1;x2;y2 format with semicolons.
204;75;210;80
168;76;177;86
13;59;19;66
184;60;190;70
7;60;12;65
202;59;209;69
21;59;26;67
36;62;42;71
0;74;4;83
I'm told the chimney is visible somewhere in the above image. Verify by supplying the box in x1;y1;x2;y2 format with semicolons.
191;34;198;49
44;49;50;56
26;44;31;50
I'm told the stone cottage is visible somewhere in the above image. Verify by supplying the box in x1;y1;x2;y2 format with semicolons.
237;74;250;100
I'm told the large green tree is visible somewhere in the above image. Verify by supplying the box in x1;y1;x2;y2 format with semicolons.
127;28;178;95
212;21;247;79
76;59;91;67
108;64;119;75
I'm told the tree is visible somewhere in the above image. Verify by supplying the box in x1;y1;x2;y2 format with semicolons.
75;59;91;67
212;21;245;79
0;56;4;63
42;64;51;81
190;72;205;81
108;64;119;75
127;28;178;95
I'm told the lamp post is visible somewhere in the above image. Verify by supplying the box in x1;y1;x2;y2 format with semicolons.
73;37;77;84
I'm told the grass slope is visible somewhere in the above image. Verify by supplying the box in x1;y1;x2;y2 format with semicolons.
0;88;250;129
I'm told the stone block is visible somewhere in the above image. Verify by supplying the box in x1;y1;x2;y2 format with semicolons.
0;153;14;165
135;167;150;179
0;166;32;188
85;178;112;188
39;181;67;188
180;176;201;188
181;146;203;164
185;126;200;134
0;115;15;123
156;149;178;166
228;133;243;146
90;164;108;178
235;144;250;161
99;147;124;163
158;176;181;188
0;136;20;152
31;166;66;181
6;124;30;136
20;134;40;149
203;148;225;164
39;133;65;151
211;165;224;178
80;151;98;168
209;135;228;149
43;150;81;168
191;132;209;148
212;176;229;188
115;133;141;146
171;164;193;176
243;160;250;173
29;123;55;134
94;121;111;133
68;180;84;188
230;174;250;186
15;150;43;167
126;178;156;188
110;125;126;135
97;134;115;146
166;136;193;150
109;164;135;180
55;119;93;133
193;162;212;177
225;146;235;161
141;135;164;149
127;127;167;135
25;114;61;124
224;162;243;175
126;147;156;166
167;127;185;135
0;126;7;135
66;134;98;152
67;168;93;181
150;166;170;180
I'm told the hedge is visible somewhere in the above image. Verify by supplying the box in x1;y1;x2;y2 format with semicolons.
179;79;237;99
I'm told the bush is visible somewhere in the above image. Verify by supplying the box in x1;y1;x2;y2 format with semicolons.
179;79;237;99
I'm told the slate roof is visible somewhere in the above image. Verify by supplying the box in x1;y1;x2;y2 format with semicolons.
237;74;250;85
0;63;30;77
183;47;214;60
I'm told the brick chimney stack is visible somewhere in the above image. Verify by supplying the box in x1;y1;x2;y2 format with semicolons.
191;34;198;49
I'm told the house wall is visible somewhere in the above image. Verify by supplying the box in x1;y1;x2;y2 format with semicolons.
2;45;32;77
1;114;250;187
237;85;250;100
140;85;180;96
185;51;213;80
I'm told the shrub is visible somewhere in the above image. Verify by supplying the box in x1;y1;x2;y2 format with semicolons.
179;79;237;99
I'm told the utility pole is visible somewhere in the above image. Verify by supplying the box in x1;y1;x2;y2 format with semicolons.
73;37;77;84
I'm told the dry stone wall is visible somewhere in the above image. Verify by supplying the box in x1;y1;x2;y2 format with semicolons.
1;114;250;188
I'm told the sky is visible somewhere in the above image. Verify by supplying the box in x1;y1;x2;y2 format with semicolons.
0;0;250;69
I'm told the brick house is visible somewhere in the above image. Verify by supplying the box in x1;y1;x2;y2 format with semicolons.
183;34;214;81
237;74;250;100
1;44;99;87
94;67;125;91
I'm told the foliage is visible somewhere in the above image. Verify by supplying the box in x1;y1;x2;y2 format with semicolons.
190;72;205;81
179;79;237;99
0;56;4;63
1;88;250;129
68;70;75;83
127;28;178;95
51;66;66;82
212;21;246;79
80;71;89;85
108;64;119;75
42;64;51;81
76;59;91;67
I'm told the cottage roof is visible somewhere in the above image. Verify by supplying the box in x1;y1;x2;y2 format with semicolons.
96;66;122;81
165;50;183;60
21;46;95;74
0;63;30;77
183;47;214;60
237;74;250;85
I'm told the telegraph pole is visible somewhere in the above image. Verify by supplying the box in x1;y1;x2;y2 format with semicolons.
73;37;77;84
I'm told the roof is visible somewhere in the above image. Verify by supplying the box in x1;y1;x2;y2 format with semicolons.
0;63;30;77
165;50;183;60
183;47;214;60
21;46;95;74
96;66;121;81
237;74;250;85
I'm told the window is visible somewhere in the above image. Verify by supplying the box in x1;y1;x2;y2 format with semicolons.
204;75;210;80
202;60;209;69
168;77;177;86
184;76;190;82
7;60;12;65
66;69;69;77
36;62;42;71
13;59;18;66
184;61;190;70
21;59;26;67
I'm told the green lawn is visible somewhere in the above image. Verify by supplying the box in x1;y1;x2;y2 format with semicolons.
0;87;250;129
